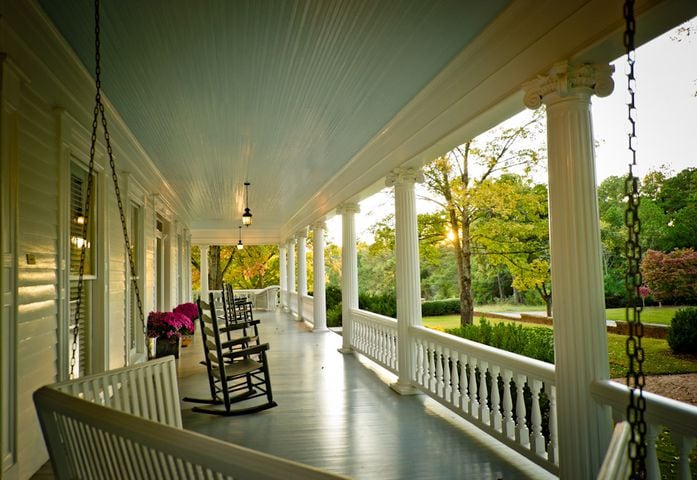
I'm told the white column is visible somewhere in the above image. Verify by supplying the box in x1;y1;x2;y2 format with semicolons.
337;203;359;354
287;238;296;317
279;243;287;310
387;168;423;395
523;61;613;478
199;244;209;302
312;221;328;332
296;229;308;322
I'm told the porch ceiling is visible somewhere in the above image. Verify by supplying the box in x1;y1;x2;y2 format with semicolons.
35;0;697;245
37;0;509;239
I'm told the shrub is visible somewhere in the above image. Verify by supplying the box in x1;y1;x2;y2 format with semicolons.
446;318;555;363
667;307;697;354
421;298;460;316
325;285;342;311
326;303;342;328
359;291;397;318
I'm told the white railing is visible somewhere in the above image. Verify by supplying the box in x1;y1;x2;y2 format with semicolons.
411;326;559;474
50;356;182;428
302;294;314;325
350;309;398;374
591;379;697;480
193;286;280;310
289;291;298;316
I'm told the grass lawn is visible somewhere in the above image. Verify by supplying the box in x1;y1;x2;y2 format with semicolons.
605;306;691;326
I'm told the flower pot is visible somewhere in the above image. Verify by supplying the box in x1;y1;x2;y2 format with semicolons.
155;336;180;359
180;334;193;348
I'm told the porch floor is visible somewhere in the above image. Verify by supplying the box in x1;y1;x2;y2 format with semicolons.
177;309;555;480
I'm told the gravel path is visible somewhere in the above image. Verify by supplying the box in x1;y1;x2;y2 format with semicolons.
613;374;697;406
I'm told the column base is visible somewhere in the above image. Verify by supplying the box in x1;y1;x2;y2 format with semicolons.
313;327;329;333
390;381;419;396
337;347;354;355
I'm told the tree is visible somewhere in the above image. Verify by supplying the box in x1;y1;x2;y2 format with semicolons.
230;245;279;288
473;176;552;315
422;110;545;326
190;245;237;290
641;248;697;304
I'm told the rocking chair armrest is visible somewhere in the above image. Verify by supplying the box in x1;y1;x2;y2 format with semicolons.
224;343;269;359
220;336;255;349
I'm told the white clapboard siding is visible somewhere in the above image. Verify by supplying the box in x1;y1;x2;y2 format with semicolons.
108;184;127;369
16;85;59;479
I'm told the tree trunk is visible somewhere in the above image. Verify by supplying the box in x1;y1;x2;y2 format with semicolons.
209;246;222;290
459;210;474;327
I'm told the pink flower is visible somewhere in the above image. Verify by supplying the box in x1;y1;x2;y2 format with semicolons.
147;310;195;338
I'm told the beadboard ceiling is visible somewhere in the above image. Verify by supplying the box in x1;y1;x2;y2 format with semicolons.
37;0;509;240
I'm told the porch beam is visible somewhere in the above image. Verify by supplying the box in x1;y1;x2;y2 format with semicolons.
296;229;308;322
312;222;328;332
523;61;613;478
337;203;359;354
387;167;423;395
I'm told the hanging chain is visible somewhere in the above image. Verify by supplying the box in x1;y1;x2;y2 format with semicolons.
70;0;146;378
623;1;647;477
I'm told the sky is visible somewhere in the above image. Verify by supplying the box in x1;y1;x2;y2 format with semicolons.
327;18;697;245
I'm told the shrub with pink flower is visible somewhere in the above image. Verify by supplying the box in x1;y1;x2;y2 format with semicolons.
147;311;195;339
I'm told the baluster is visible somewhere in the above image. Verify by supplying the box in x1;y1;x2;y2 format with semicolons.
547;385;558;465
460;353;470;414
490;365;502;432
429;342;437;393
414;339;423;386
469;357;479;420
435;344;444;398
671;431;695;480
646;423;660;480
530;380;546;457
479;360;490;425
516;374;530;448
451;352;460;408
443;348;452;403
503;370;515;440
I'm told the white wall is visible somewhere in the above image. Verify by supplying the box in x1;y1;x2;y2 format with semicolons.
0;2;192;478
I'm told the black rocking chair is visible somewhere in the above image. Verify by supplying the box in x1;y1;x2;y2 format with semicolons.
183;293;277;416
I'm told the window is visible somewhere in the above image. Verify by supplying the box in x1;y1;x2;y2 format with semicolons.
128;202;145;360
69;162;97;378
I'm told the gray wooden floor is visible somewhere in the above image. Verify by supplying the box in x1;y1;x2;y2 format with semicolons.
177;309;555;480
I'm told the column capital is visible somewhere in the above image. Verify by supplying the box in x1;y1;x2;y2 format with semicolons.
386;166;424;188
522;61;614;109
295;227;308;240
336;202;360;215
286;237;296;246
312;221;327;231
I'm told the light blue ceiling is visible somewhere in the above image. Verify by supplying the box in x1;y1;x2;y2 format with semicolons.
39;0;510;231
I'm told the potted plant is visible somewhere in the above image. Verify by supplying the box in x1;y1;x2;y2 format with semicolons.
173;302;198;347
147;311;195;359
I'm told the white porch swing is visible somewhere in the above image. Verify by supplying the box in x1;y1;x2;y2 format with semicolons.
31;1;345;478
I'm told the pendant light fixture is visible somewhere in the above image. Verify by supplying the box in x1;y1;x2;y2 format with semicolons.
237;225;244;250
242;181;253;226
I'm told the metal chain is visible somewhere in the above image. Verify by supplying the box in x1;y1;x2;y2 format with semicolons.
623;1;647;477
70;0;146;378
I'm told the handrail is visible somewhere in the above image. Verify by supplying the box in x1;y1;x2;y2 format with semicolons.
349;308;398;374
591;379;697;436
591;379;697;479
411;325;555;383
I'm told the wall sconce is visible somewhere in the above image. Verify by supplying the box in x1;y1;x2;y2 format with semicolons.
242;181;253;226
237;225;244;250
